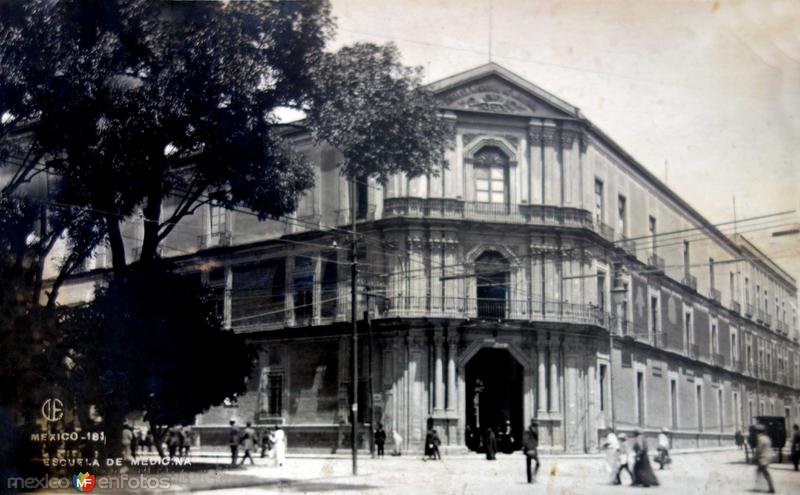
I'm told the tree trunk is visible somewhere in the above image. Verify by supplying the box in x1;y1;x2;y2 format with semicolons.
139;184;163;267
106;217;127;273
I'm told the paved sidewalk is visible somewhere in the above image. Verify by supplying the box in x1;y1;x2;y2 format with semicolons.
33;448;800;494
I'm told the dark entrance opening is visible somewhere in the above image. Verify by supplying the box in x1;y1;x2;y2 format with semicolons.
465;348;524;452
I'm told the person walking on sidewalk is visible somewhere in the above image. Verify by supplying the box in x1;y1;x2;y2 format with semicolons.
374;424;386;458
521;420;540;483
631;429;659;487
392;429;403;456
239;422;256;465
484;428;497;461
791;424;800;472
228;420;240;466
613;433;633;485
270;425;287;467
754;424;776;493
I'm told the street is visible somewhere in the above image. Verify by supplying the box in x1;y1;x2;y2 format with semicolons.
35;448;798;494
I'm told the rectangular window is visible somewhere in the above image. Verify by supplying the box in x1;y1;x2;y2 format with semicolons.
718;389;724;433
756;284;761;310
267;373;283;415
618;195;627;235
594;179;604;224
636;372;645;427
648;216;657;254
709;258;715;290
320;251;338;318
697;385;703;432
685;312;693;350
729;272;735;301
599;364;607;412
670;379;678;429
293;256;314;322
711;323;718;355
745;277;750;304
597;271;606;311
683;241;690;275
650;296;659;335
475;166;505;203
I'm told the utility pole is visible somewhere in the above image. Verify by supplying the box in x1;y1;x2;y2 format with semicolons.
350;179;358;476
365;289;375;459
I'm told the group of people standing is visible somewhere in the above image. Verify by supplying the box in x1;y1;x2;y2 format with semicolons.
228;420;286;467
604;429;661;487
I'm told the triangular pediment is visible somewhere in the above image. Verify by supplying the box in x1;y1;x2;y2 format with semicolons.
428;63;580;119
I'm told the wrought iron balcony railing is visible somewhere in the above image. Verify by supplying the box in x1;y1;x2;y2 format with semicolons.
745;302;754;317
380;295;609;327
764;313;772;327
382;197;596;230
682;273;698;291
595;221;615;242
757;308;765;323
731;300;741;314
198;231;232;249
776;320;785;333
709;288;721;304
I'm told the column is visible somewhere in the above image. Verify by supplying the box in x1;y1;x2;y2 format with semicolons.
312;252;322;324
434;335;445;413
284;255;295;326
537;342;547;416
550;340;560;414
446;338;457;413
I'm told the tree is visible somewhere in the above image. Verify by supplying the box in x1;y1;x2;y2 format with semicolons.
0;0;449;461
1;0;448;275
59;266;256;459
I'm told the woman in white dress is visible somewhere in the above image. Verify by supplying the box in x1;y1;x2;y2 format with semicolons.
270;426;286;466
603;431;620;483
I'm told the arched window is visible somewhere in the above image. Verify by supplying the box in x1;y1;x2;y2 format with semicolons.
475;250;509;319
473;146;508;204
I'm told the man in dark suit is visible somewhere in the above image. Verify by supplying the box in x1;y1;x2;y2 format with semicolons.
374;424;387;458
522;420;541;483
228;420;239;466
791;423;800;471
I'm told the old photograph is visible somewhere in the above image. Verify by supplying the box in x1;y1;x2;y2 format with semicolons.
1;1;799;493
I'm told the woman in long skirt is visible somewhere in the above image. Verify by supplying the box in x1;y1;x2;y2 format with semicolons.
631;430;659;487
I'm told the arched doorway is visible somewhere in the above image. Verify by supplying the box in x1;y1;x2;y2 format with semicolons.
465;348;523;452
475;251;509;319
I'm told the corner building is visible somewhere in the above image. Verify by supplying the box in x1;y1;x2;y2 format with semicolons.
106;64;800;452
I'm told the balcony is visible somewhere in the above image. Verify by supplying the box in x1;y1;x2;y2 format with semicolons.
756;308;765;323
617;235;636;256
382;197;596;230
731;358;743;373
731;300;741;314
712;353;726;367
595;221;615;242
776;320;785;333
709;288;721;304
382;295;609;327
764;313;772;327
199;231;232;249
745;302;753;317
682;273;698;291
647;253;665;273
688;344;700;360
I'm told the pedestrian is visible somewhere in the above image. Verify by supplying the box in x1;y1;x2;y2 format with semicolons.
181;425;193;458
145;429;154;453
270;425;287;466
166;426;180;460
130;427;139;460
260;428;273;459
392;429;403;456
239;422;256;465
735;430;744;450
430;428;442;460
228;420;239;466
631;429;659;487
791;424;800;472
501;420;515;453
754;424;776;493
603;431;620;484
521;420;540;483
135;429;145;456
484;428;497;461
613;433;633;485
746;424;757;464
121;425;134;463
656;427;671;469
374;424;386;458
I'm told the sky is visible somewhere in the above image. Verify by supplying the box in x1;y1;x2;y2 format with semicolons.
327;0;800;285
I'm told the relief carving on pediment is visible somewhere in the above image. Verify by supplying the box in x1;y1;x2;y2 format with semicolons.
441;81;537;115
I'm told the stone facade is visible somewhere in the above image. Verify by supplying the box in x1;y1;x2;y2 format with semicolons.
57;63;800;453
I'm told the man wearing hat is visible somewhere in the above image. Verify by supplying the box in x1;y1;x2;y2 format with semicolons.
754;424;776;493
521;419;540;483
